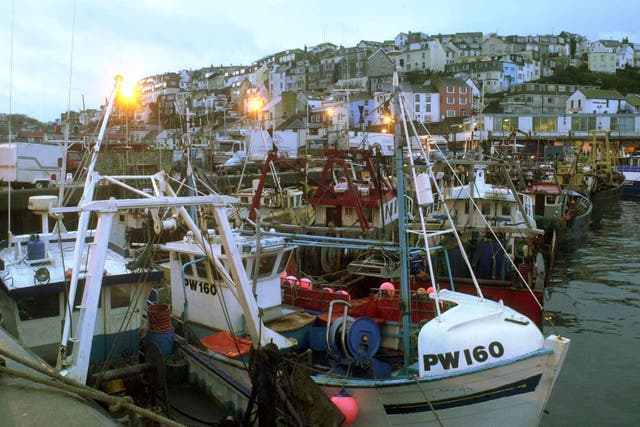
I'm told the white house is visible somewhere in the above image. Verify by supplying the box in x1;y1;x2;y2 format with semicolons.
566;88;626;114
394;32;408;48
392;39;448;72
397;84;441;123
617;44;635;69
587;51;617;73
588;40;619;73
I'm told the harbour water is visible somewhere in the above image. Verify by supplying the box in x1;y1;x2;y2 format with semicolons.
541;200;640;426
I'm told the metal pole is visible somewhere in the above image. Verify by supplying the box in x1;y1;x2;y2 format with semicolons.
57;75;122;370
392;84;412;370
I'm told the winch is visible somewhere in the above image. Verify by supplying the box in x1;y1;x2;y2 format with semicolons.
325;300;391;378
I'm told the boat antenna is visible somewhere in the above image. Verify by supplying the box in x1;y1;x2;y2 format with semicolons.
6;0;15;236
58;0;78;204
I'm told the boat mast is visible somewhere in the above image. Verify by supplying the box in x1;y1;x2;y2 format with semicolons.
392;75;412;369
56;75;123;371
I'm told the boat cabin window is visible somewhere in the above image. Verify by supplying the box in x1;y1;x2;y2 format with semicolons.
501;205;511;216
257;254;278;278
546;195;557;205
17;295;59;320
111;284;131;309
365;207;373;222
276;251;290;275
195;259;221;281
482;202;491;215
195;259;208;278
73;282;102;310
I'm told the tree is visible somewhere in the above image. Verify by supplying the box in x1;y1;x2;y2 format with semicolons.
569;39;577;58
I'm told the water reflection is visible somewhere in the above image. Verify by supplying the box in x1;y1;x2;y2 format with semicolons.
541;200;640;426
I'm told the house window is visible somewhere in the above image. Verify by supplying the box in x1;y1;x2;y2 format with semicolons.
533;116;557;132
571;116;596;132
570;100;574;109
611;116;634;132
460;87;468;94
425;104;431;112
415;104;421;112
415;94;420;103
446;96;455;104
446;86;455;93
446;109;456;117
496;116;518;132
460;98;468;105
578;99;582;108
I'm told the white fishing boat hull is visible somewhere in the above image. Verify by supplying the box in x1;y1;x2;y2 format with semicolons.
316;335;568;426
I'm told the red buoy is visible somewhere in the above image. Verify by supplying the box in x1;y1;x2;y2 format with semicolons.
331;390;358;425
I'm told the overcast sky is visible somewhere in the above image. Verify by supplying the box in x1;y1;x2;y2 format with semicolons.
2;0;639;123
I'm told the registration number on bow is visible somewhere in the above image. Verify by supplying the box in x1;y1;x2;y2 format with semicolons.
185;278;218;295
423;341;505;371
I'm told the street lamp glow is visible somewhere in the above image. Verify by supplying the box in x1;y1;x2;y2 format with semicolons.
119;79;137;102
248;97;263;113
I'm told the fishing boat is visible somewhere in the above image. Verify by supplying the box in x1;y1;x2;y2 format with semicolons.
556;130;625;208
280;159;548;325
133;76;570;426
617;155;640;200
0;195;162;367
522;182;592;245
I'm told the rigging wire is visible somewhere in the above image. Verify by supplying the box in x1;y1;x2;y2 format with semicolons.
398;95;547;314
59;0;77;203
7;0;15;234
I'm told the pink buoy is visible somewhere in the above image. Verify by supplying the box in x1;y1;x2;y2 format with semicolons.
379;282;395;298
331;390;358;425
299;277;312;289
427;286;435;294
322;287;334;293
284;275;298;287
335;290;351;300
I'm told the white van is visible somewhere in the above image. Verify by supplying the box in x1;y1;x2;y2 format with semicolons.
0;142;64;188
